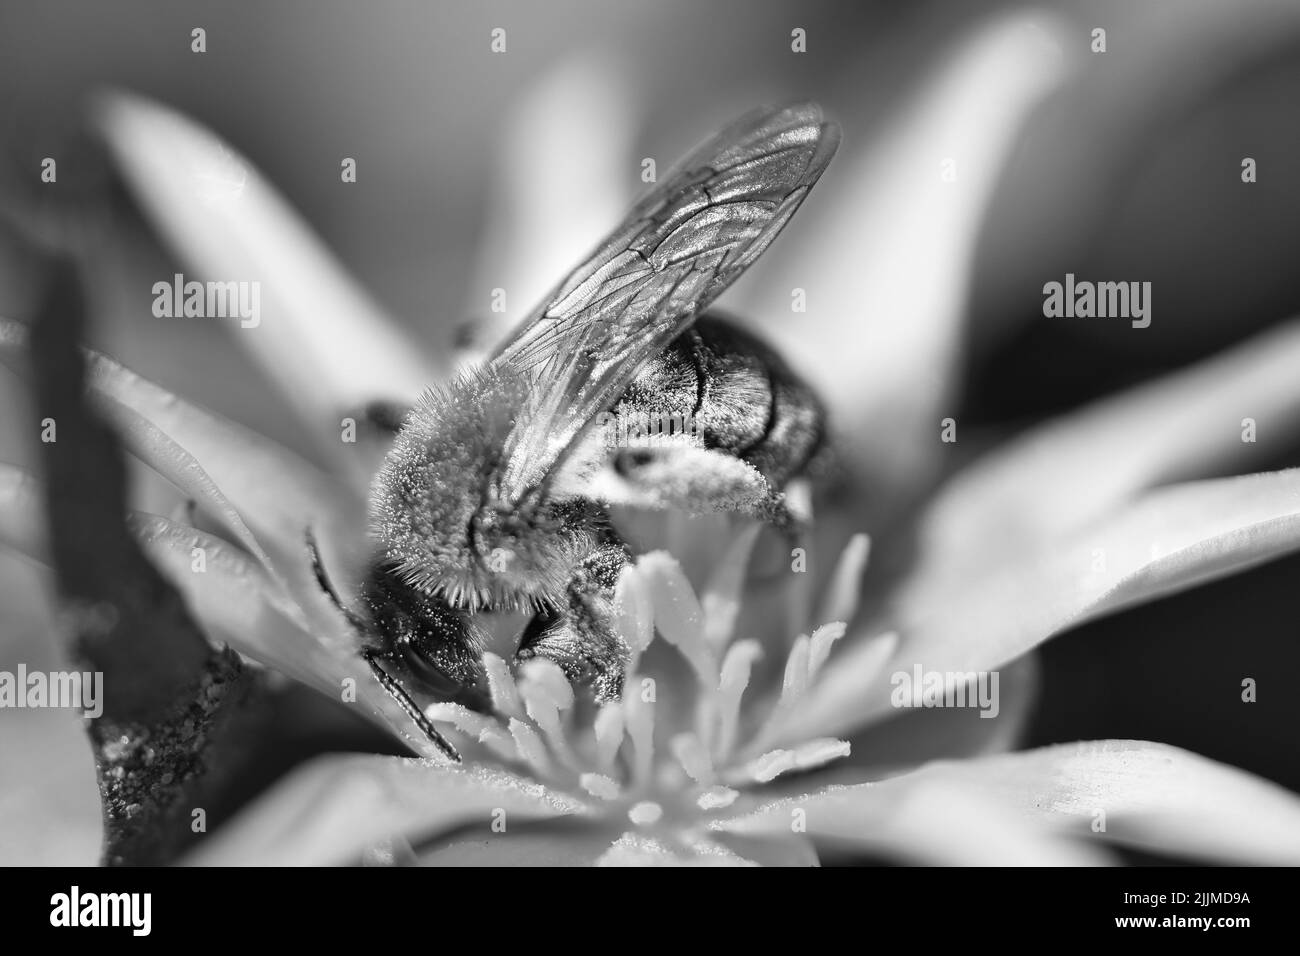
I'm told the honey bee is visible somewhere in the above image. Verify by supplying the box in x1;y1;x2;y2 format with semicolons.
314;103;839;760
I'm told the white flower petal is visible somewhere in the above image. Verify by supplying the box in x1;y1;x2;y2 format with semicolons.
795;469;1300;739
718;771;1110;867
95;92;442;446
463;57;634;361
733;741;1300;866
0;319;361;566
834;653;1039;778
96;395;277;578
913;319;1300;589
595;832;757;867
746;11;1071;500
183;755;585;866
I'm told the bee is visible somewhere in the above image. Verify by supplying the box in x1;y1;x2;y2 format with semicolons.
313;103;839;760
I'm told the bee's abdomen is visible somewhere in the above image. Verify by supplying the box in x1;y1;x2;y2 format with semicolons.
620;313;826;488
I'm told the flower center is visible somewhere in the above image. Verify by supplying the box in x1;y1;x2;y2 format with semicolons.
425;528;873;833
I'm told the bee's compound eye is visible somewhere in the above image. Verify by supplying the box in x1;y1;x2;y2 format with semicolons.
390;607;486;701
364;566;490;709
398;635;466;697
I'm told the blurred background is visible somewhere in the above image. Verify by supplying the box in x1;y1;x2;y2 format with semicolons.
2;0;1300;863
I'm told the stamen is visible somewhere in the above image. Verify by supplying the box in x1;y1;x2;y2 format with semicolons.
517;659;579;767
742;749;797;784
508;717;550;777
484;652;524;719
742;633;814;755
713;639;762;759
701;523;762;650
424;702;516;762
639;551;717;689
696;787;739;811
816;533;870;626
613;566;654;660
780;634;812;705
790;737;852;772
628;801;663;826
519;657;575;710
593;702;625;771
807;622;847;683
731;737;851;785
670;732;715;784
623;683;656;786
749;631;898;756
580;773;622;801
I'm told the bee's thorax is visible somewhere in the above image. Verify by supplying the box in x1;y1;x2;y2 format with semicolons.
367;364;593;612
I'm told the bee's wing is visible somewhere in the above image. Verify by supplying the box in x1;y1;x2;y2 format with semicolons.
491;101;840;503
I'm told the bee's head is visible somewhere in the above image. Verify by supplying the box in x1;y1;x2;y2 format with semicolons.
369;365;579;612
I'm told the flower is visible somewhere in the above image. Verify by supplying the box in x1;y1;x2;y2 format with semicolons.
5;9;1300;866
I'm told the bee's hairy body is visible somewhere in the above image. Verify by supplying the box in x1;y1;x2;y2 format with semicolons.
363;312;826;711
339;102;840;754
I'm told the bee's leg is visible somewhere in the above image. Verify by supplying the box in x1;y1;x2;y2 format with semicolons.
516;543;631;702
305;529;461;761
603;445;808;537
749;487;808;540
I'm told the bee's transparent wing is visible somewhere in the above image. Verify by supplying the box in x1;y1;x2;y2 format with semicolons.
492;101;840;503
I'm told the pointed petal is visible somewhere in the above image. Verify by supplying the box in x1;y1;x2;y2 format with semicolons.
132;511;442;755
595;832;760;867
183;755;585;866
705;829;820;867
463;57;634;360
97;395;277;578
1;317;375;705
838;653;1039;778
1;460;422;751
420;822;621;866
747;12;1071;499
732;741;1300;865
127;512;324;691
718;771;1110;867
794;468;1300;739
0;319;361;564
914;319;1300;586
94;92;442;441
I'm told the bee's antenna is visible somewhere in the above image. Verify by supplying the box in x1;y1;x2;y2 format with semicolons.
304;528;461;763
360;649;461;763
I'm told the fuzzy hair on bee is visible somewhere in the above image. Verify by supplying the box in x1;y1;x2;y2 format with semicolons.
369;363;597;613
324;102;841;759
